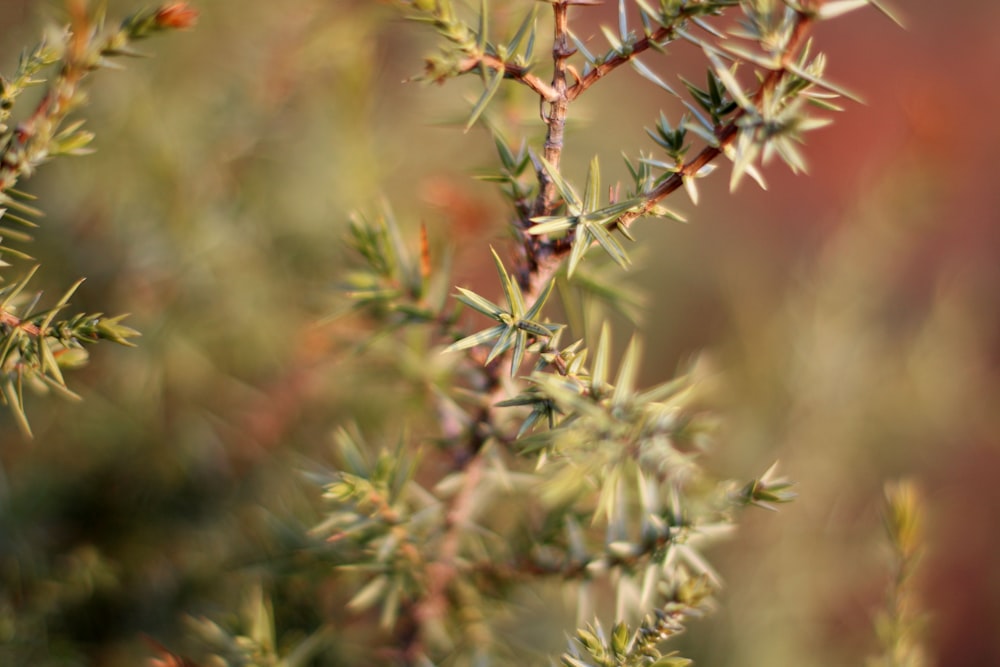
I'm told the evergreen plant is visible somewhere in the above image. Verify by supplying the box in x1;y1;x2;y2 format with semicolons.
0;2;926;666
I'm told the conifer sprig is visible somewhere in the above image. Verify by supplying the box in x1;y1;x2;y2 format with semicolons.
0;2;196;436
316;2;895;663
176;1;895;664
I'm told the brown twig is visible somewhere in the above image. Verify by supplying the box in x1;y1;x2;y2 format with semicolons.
509;1;577;298
565;23;674;102
457;54;559;102
520;11;818;304
532;1;575;220
415;454;484;605
0;310;42;336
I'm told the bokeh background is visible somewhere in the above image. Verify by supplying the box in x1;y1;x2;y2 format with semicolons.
1;1;999;665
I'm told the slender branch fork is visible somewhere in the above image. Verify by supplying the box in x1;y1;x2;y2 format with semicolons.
458;54;560;101
447;4;819;303
518;4;817;301
451;3;817;302
617;11;815;224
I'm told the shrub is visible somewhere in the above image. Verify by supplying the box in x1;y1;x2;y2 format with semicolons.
1;2;922;666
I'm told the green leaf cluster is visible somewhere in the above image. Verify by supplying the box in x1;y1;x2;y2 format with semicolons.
530;157;644;276
0;268;139;436
447;248;557;373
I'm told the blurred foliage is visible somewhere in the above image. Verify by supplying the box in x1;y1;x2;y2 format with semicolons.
0;1;997;666
0;1;186;436
867;479;928;667
1;1;402;664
